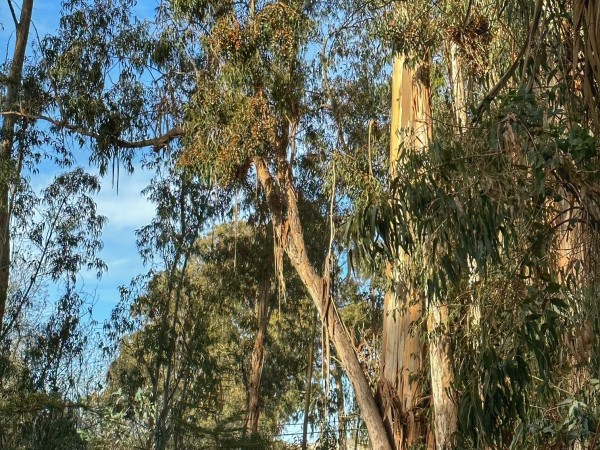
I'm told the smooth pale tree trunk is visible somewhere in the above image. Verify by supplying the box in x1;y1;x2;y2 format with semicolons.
380;269;427;448
428;42;467;450
448;42;466;132
0;0;34;337
383;55;457;449
427;305;456;450
380;55;430;450
255;158;392;450
246;278;271;435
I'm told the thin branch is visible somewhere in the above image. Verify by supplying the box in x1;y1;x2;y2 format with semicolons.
0;111;184;150
7;0;18;28
472;0;544;122
462;0;473;28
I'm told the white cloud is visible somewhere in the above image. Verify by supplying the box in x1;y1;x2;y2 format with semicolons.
95;170;156;231
48;167;157;316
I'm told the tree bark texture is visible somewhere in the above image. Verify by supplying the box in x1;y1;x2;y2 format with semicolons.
383;55;457;449
255;158;392;450
427;305;457;450
380;270;429;449
381;55;432;450
335;367;348;450
0;0;34;337
448;42;466;132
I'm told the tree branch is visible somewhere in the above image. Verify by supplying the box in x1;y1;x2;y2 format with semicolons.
7;0;18;28
254;156;283;224
472;0;544;122
0;110;184;150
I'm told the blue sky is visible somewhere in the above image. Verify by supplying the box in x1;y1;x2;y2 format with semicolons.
1;0;160;324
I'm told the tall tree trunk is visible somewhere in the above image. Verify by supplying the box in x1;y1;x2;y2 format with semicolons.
0;0;34;337
302;315;317;450
380;272;428;449
556;2;599;439
383;54;458;449
555;190;591;450
448;42;466;132
427;305;456;450
255;158;392;450
380;55;432;450
425;42;466;450
246;278;271;435
335;366;348;450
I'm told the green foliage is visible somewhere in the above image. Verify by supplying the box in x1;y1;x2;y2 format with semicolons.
0;359;86;450
99;220;316;448
3;0;599;448
179;0;313;187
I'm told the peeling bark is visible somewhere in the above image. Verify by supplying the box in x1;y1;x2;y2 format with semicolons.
384;54;457;449
380;275;428;449
381;55;432;450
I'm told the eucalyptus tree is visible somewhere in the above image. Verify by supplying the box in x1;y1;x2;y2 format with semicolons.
348;0;600;448
0;0;185;362
102;219;317;449
5;0;382;446
195;222;317;443
0;0;190;445
0;0;33;336
171;1;393;447
8;1;599;449
0;0;112;437
0;168;105;448
89;152;219;448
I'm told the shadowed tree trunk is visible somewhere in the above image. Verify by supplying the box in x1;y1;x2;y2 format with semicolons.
302;315;317;450
335;366;348;450
427;304;456;450
555;5;599;444
0;0;34;337
426;39;466;450
246;277;271;435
